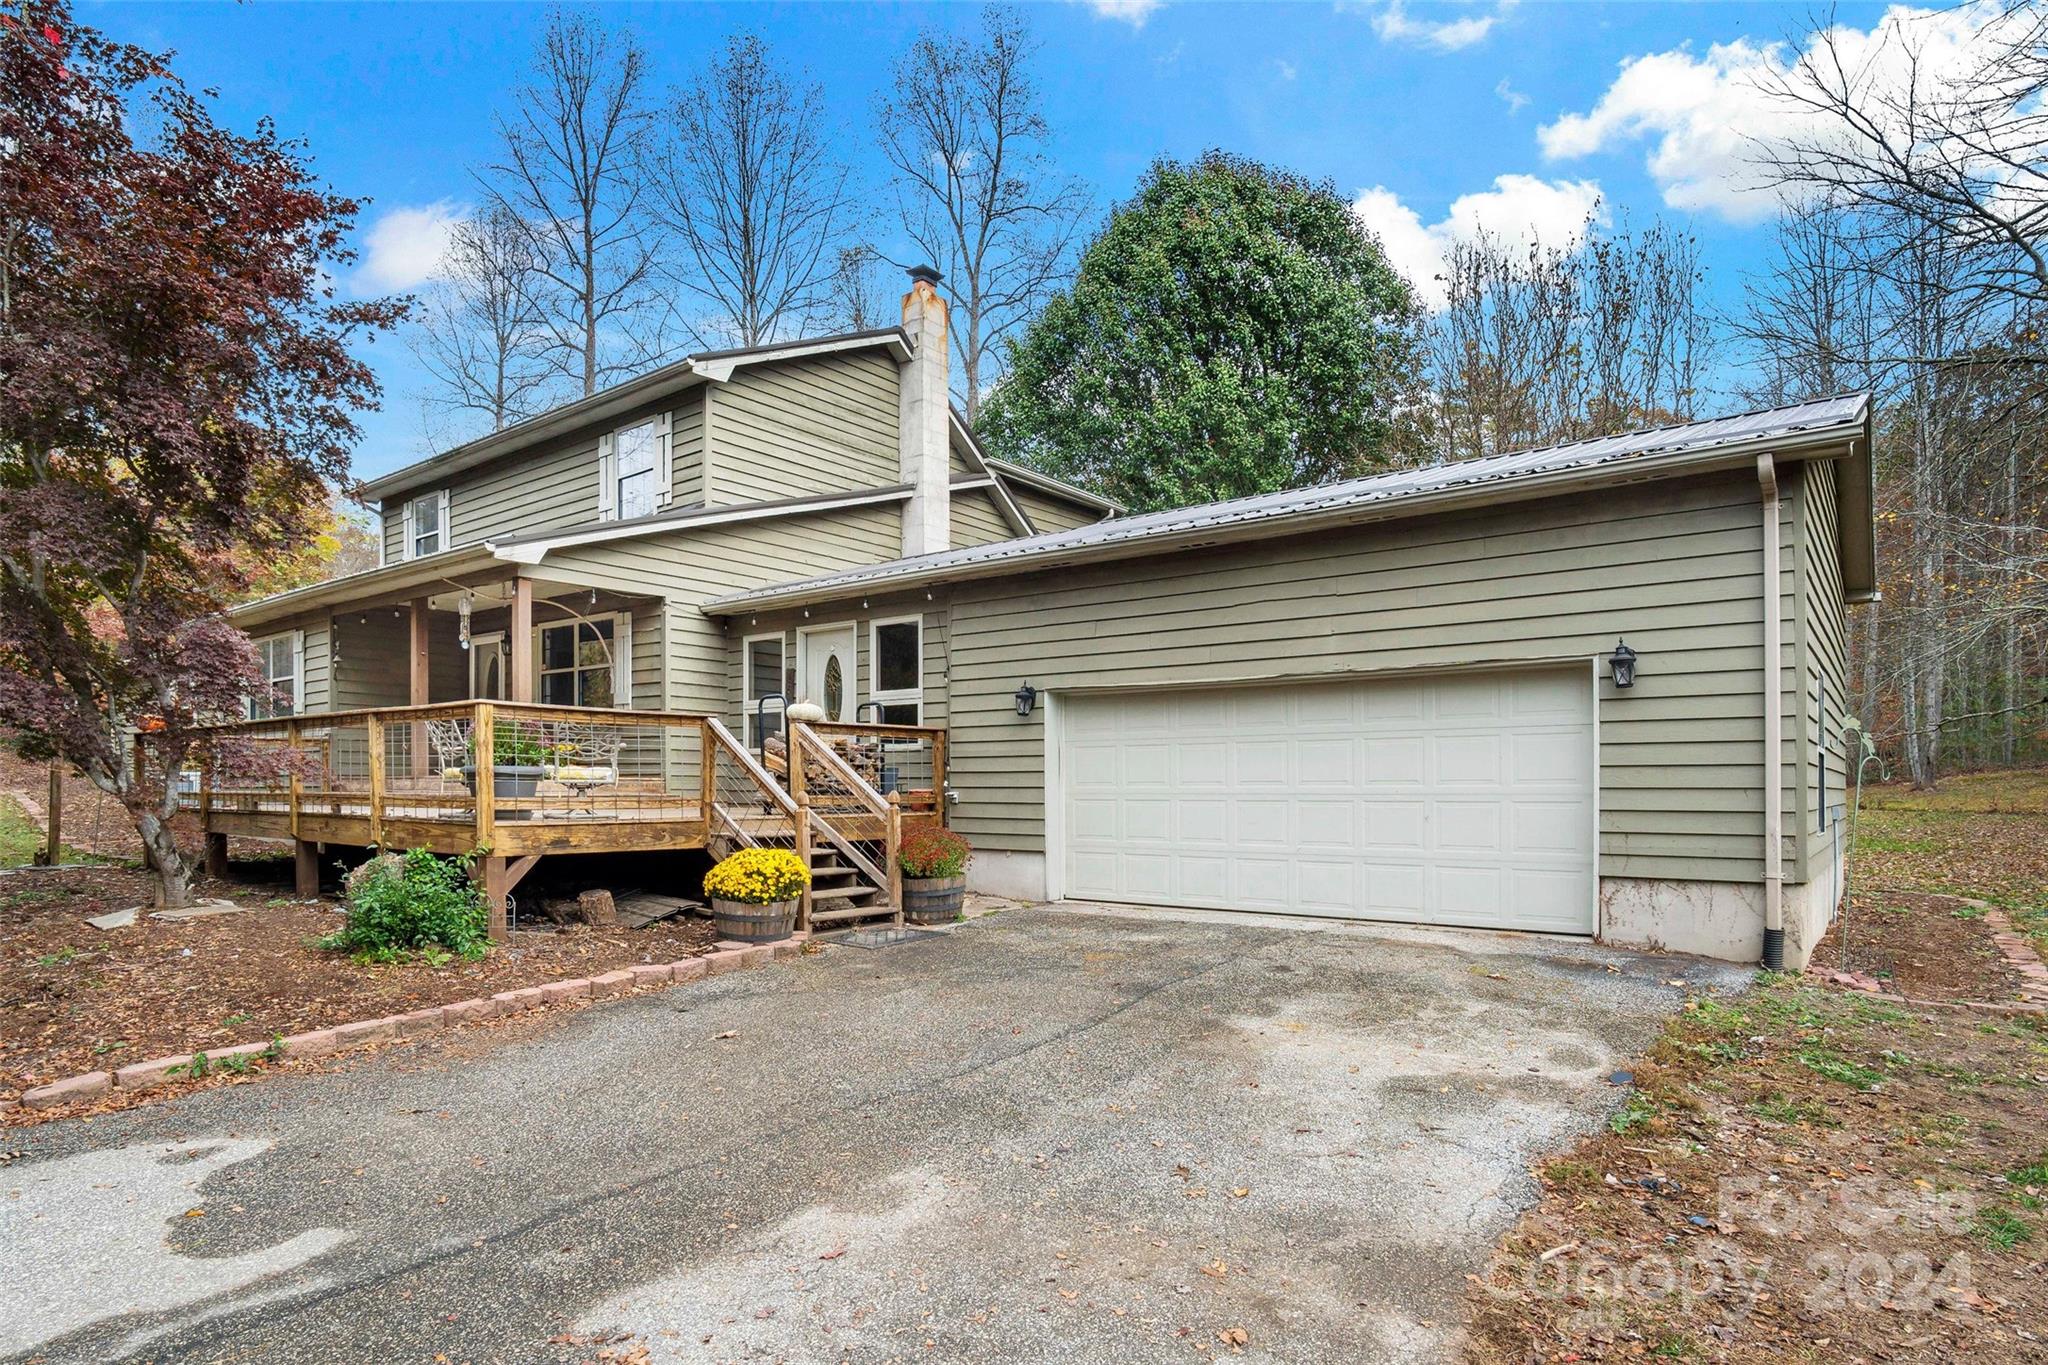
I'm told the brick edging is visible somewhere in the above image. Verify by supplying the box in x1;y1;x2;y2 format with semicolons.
14;936;805;1114
1809;893;2048;1016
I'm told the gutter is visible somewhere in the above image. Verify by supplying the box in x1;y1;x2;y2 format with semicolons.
1758;453;1786;970
704;421;1865;617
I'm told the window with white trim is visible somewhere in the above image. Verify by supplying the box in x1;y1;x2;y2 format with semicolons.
600;415;669;521
248;632;301;719
743;633;791;746
869;617;922;725
536;617;630;707
404;490;449;559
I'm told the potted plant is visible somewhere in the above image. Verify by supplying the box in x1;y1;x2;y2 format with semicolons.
898;827;971;925
703;847;810;943
459;729;552;811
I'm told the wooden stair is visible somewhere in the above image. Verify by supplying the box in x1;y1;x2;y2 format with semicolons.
805;846;895;927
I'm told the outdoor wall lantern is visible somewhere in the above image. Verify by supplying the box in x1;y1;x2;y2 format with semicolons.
1609;639;1639;690
1014;682;1039;718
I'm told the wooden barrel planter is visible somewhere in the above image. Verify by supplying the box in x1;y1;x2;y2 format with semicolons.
902;876;966;925
711;898;797;943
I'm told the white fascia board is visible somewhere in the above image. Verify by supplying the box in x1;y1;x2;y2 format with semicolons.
487;487;915;565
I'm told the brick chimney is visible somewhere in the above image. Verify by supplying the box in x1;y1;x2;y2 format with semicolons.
899;265;951;557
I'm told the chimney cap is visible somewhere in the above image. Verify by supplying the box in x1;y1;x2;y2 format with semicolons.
907;264;943;287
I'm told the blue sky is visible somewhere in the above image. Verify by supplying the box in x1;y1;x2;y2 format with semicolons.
85;0;1917;483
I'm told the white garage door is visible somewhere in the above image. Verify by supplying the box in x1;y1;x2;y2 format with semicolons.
1059;669;1595;934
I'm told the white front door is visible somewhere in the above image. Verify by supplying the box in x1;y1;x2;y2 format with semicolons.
470;633;507;699
798;624;858;722
1058;668;1597;934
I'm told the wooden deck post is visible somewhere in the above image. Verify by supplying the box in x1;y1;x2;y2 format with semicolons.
698;717;716;828
205;831;229;879
930;729;948;826
795;800;813;933
409;598;431;778
509;578;534;703
886;792;904;927
286;718;303;840
365;714;386;848
293;839;319;898
472;702;495;855
480;854;510;941
36;763;61;866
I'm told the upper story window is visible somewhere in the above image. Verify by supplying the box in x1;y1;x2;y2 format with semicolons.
601;415;669;521
248;632;301;719
869;616;923;725
403;490;450;560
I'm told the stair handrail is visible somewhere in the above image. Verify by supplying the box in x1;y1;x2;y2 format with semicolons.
705;717;797;815
789;722;896;897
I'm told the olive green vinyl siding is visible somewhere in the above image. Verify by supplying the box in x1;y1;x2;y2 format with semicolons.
950;489;1018;549
942;469;1794;886
533;502;905;718
1008;484;1106;534
723;593;951;733
299;618;332;713
1795;458;1851;882
707;352;901;506
378;392;708;559
671;397;706;506
331;610;413;710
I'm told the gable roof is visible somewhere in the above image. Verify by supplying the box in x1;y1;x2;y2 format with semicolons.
704;393;1875;615
357;328;913;503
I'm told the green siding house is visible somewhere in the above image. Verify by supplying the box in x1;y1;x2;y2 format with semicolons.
226;268;1872;969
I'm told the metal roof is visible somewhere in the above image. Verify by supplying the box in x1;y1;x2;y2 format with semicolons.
705;393;1873;614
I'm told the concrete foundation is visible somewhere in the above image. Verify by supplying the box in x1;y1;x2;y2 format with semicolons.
968;850;1048;902
1600;874;1837;969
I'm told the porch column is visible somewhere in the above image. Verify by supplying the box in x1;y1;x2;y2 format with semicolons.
409;596;431;777
509;577;534;703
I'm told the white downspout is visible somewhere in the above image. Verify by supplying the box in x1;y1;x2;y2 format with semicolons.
1757;453;1786;970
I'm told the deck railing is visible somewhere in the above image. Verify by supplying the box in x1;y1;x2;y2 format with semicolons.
797;720;948;822
181;701;718;857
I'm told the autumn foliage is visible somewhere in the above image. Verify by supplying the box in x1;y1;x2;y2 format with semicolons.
0;0;402;903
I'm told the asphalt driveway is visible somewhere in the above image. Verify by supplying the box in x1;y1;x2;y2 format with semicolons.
3;904;1748;1363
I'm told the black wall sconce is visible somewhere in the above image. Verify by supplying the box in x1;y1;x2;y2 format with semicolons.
1609;639;1639;689
1014;682;1039;717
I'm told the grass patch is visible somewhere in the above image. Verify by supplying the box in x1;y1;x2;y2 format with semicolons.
1747;1092;1835;1126
1796;1044;1885;1092
0;793;46;867
1977;1207;2033;1251
1609;1092;1660;1134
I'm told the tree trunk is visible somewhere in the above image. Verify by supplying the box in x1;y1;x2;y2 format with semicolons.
136;808;196;909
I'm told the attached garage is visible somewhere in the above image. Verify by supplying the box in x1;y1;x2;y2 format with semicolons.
1056;669;1596;934
707;394;1878;968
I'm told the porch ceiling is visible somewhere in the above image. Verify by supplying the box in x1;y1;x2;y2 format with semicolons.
227;551;606;631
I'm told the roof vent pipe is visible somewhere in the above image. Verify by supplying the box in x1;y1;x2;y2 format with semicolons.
899;267;951;557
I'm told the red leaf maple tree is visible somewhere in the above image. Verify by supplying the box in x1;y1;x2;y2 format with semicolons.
0;1;404;905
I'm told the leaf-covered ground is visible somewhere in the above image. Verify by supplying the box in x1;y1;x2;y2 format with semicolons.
1466;769;2048;1362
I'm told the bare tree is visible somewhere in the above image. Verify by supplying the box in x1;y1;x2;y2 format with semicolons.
409;205;557;434
482;7;664;396
1427;216;1714;461
827;243;890;332
877;4;1088;419
1757;5;2048;315
647;33;858;348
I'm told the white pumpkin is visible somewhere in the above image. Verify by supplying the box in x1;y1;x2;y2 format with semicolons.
786;700;827;723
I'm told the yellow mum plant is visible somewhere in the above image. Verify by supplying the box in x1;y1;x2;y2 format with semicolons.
704;848;810;905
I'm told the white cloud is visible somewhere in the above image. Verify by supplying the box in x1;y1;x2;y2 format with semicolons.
1495;77;1528;115
1082;0;1161;28
1274;58;1299;83
359;200;466;291
1352;174;1604;309
1538;1;2009;223
1368;0;1514;52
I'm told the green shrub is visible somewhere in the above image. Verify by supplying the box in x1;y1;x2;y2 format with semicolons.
321;849;489;963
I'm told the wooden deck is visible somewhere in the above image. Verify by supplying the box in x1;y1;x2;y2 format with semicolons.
177;701;947;937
